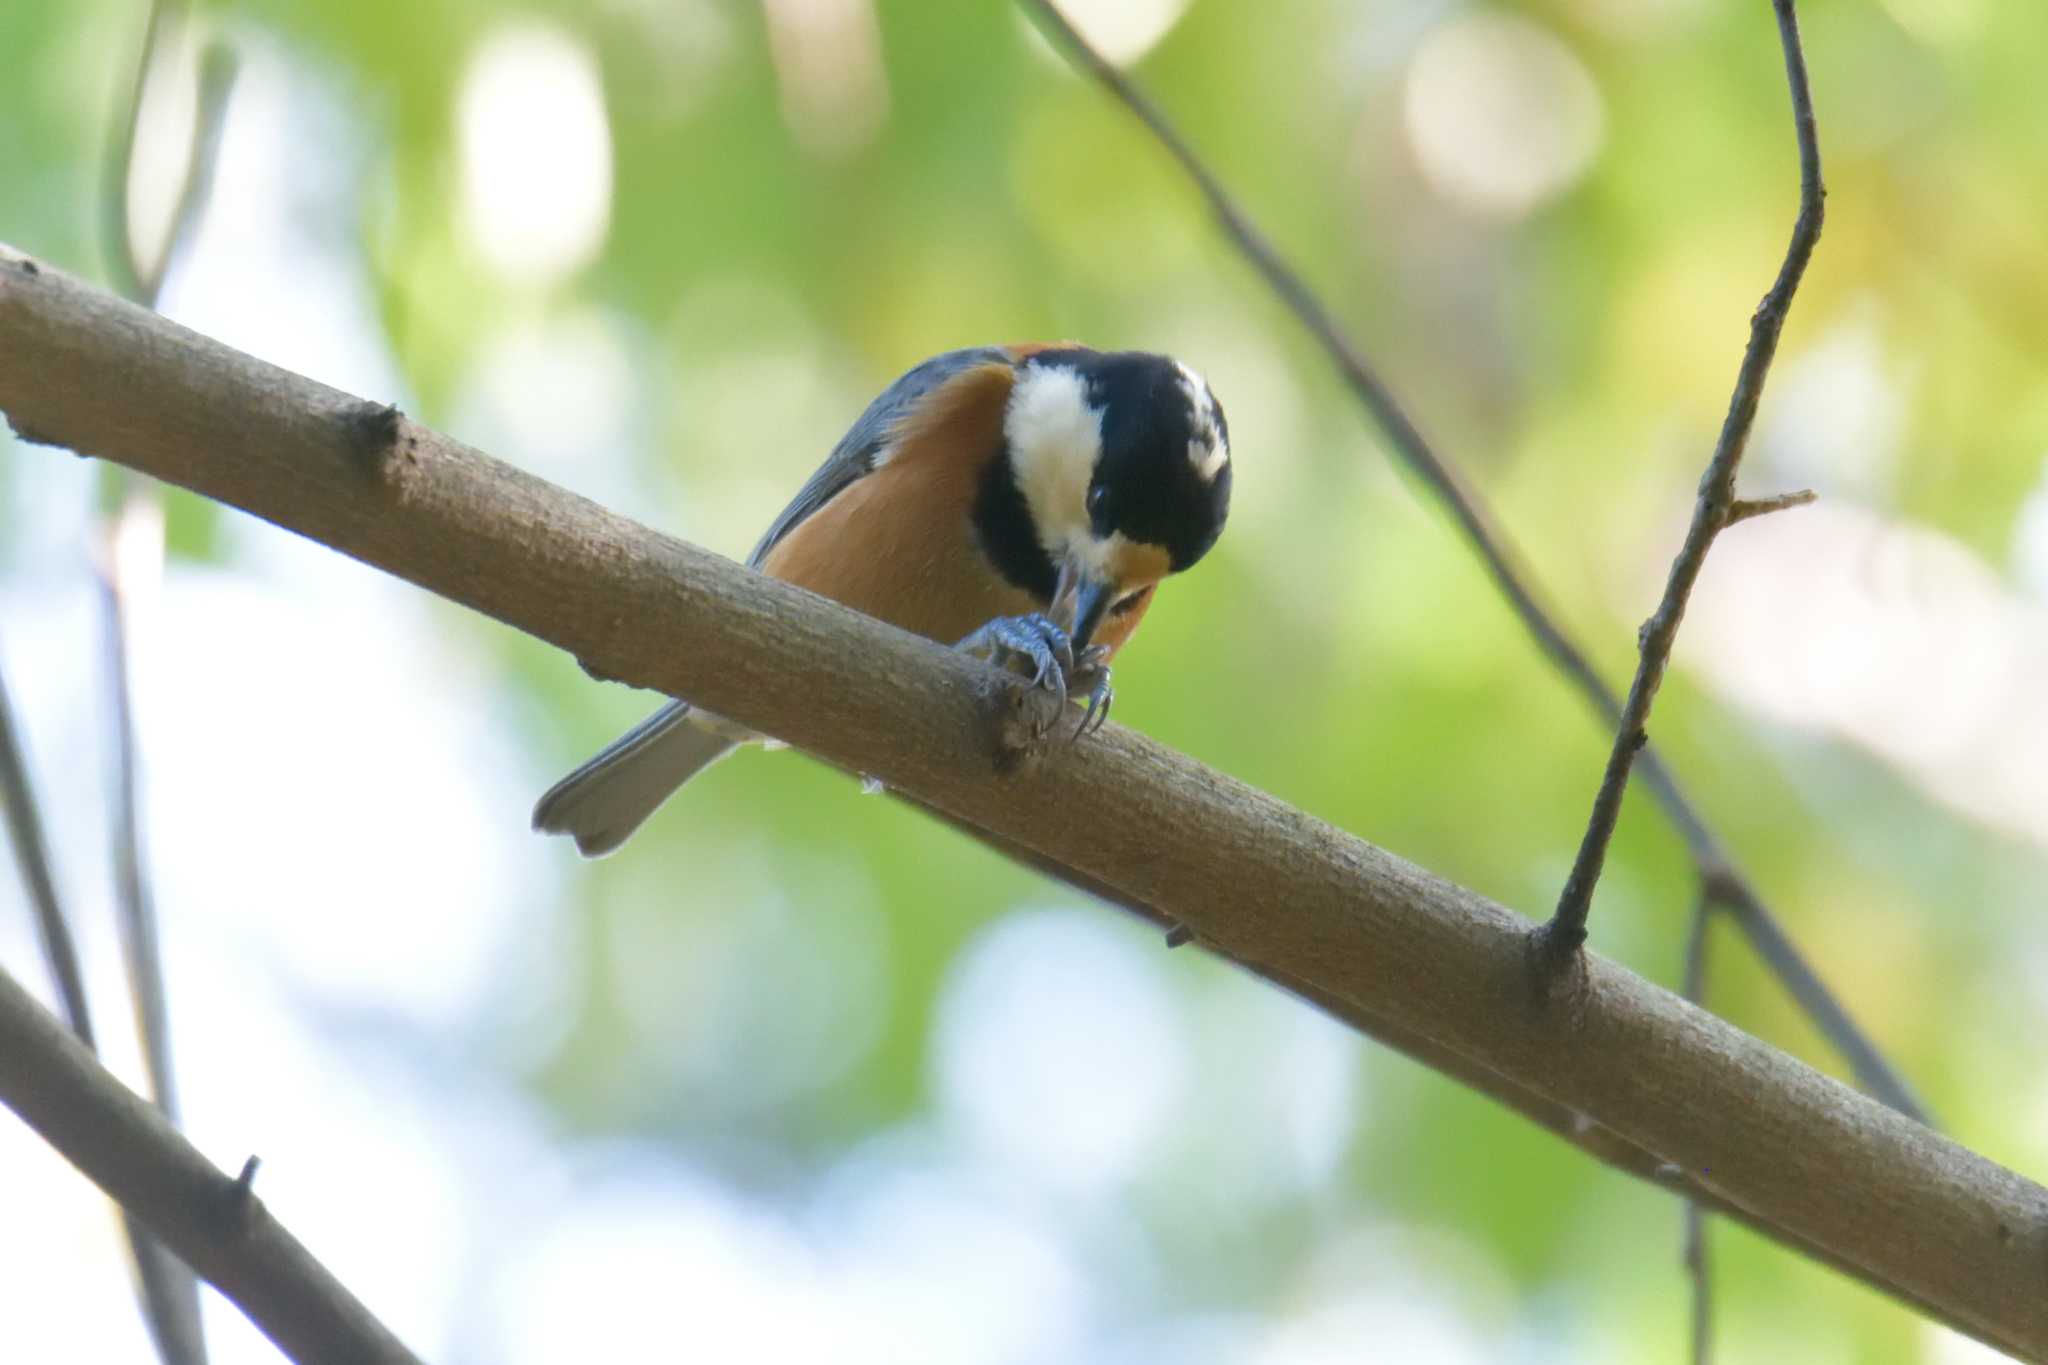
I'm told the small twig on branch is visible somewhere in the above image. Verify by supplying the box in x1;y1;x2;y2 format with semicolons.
1011;0;1922;1121
0;963;423;1365
1725;489;1817;528
0;250;2038;1355
1542;0;1824;961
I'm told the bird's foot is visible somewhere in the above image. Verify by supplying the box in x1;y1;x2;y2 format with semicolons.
1070;646;1113;739
957;613;1075;728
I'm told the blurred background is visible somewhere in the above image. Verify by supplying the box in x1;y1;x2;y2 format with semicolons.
3;0;2046;1359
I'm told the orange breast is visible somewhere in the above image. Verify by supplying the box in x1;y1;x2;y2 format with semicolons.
758;351;1155;661
759;457;1045;644
759;359;1039;645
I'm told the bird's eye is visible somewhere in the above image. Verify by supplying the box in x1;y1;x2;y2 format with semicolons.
1086;485;1108;516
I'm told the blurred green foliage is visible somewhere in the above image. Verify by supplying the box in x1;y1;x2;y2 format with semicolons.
7;0;2048;1358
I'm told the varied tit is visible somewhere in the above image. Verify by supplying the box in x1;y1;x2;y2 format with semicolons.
533;342;1233;856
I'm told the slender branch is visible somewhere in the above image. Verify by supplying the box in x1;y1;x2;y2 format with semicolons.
1010;0;1923;1122
106;0;237;305
0;249;2039;1357
99;545;178;1120
1684;1199;1711;1364
4;609;204;1365
104;0;174;303
148;42;237;305
1545;0;1824;955
0;962;422;1364
0;650;94;1045
1682;889;1717;1365
100;0;238;1119
96;5;239;1361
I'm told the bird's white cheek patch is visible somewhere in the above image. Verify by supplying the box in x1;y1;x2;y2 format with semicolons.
1190;437;1229;483
1005;364;1103;554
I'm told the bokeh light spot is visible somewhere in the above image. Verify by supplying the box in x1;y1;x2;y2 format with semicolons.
934;909;1188;1189
1403;13;1605;219
458;24;614;282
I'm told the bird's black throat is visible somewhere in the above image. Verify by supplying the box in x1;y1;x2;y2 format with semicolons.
971;444;1058;602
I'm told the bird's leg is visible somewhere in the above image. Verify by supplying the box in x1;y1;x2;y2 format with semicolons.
1070;644;1113;738
956;612;1075;717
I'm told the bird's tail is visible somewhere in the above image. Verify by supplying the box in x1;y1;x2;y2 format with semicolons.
532;700;739;857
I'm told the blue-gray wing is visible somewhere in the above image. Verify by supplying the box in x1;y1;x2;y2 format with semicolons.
746;346;1016;568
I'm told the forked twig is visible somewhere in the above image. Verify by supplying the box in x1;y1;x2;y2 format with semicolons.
1013;0;1923;1122
1545;0;1826;961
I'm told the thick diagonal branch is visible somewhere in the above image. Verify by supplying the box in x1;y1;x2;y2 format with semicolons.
0;248;2038;1359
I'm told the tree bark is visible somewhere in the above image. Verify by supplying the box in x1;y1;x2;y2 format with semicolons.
2;243;2043;1361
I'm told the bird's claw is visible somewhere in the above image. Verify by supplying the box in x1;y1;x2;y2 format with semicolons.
959;617;1115;743
1071;646;1113;740
958;612;1076;726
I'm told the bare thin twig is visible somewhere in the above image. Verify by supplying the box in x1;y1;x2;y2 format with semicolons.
97;541;205;1365
1010;0;1923;1121
98;543;178;1123
0;651;95;1045
105;0;237;305
95;3;240;1361
1682;889;1717;1365
3;581;205;1365
1684;1199;1712;1363
1544;0;1824;958
1;253;2040;1354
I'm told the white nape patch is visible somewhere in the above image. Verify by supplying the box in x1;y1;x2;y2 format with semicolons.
1175;360;1229;483
1004;363;1103;554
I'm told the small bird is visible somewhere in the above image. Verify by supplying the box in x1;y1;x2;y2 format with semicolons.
533;342;1232;856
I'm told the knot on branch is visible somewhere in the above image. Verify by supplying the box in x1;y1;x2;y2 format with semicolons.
342;400;408;478
3;413;65;449
218;1154;263;1238
1528;918;1593;1018
991;674;1069;774
577;655;625;685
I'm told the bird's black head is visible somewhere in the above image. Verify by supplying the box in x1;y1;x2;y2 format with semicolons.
983;347;1232;646
1074;350;1232;572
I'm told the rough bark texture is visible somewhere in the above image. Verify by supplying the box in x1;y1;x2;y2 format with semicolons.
2;244;2044;1360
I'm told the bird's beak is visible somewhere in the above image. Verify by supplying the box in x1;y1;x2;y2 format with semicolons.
1051;552;1118;652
